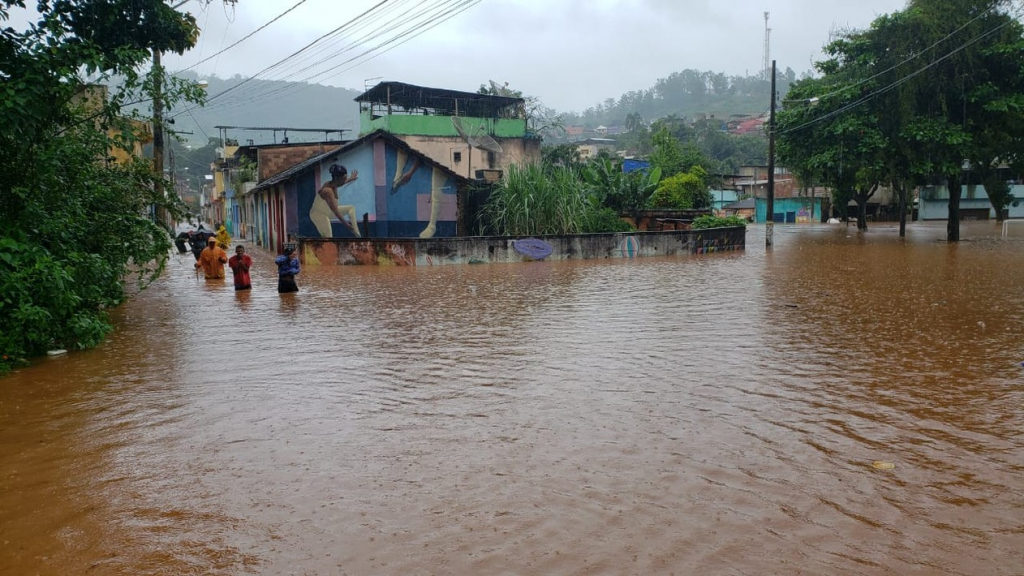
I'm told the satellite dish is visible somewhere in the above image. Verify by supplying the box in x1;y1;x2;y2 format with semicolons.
451;116;469;140
488;79;513;97
450;116;503;154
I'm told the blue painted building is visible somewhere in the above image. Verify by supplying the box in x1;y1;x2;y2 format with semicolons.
754;197;825;223
243;130;469;252
709;189;741;213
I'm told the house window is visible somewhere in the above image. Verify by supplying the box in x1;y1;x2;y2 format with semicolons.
453;151;462;163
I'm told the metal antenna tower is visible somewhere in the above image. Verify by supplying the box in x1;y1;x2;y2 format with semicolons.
762;11;772;80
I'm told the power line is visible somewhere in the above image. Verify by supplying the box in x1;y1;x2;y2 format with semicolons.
190;0;426;113
808;2;1001;104
237;0;418;84
199;0;392;107
778;9;1022;136
200;0;481;114
176;0;310;73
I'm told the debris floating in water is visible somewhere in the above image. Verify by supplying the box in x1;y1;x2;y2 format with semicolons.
46;349;67;357
871;461;895;470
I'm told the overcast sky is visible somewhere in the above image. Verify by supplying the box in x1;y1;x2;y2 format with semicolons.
19;0;911;111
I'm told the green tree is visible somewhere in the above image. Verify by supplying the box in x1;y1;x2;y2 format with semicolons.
0;1;201;371
625;112;643;133
650;166;712;209
649;127;686;176
582;158;662;224
542;143;583;170
779;0;1024;240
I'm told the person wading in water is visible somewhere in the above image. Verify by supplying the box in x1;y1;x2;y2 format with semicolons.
195;236;228;279
228;245;253;291
275;246;300;293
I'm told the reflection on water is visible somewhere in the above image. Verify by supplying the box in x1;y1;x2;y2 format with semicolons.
1;222;1023;575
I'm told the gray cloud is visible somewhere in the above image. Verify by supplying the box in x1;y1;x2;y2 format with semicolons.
50;0;905;112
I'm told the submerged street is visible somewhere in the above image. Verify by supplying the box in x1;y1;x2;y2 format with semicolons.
1;223;1023;575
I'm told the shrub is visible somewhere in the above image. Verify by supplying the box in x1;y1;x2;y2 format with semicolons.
691;215;749;229
650;166;712;209
582;207;635;233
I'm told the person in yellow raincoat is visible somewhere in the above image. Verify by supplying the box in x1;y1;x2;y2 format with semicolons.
216;224;231;249
195;236;228;279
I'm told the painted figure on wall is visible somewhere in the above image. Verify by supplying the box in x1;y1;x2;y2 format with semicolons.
392;148;450;239
310;163;361;237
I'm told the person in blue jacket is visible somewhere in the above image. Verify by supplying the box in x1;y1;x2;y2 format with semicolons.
275;246;300;293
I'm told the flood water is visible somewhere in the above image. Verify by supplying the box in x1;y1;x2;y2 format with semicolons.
2;222;1023;575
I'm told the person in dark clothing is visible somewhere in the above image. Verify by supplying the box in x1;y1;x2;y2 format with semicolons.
174;231;190;253
189;225;215;261
275;246;300;293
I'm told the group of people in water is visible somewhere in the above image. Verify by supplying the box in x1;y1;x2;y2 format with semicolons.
179;223;300;293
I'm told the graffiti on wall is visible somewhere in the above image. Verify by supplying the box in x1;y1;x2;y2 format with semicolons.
384;145;457;238
304;239;417;266
297;140;459;239
298;145;375;238
694;229;744;254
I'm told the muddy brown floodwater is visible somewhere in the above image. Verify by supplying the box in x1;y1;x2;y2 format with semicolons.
2;222;1023;575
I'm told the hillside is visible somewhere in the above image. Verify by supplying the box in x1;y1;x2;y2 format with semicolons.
165;71;363;147
560;67;799;129
154;67;800;148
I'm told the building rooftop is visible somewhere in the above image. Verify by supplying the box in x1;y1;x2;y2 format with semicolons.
251;130;468;193
355;81;524;118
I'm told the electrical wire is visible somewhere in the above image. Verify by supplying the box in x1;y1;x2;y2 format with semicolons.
777;8;1023;136
189;0;424;112
197;0;482;115
211;0;462;108
197;0;393;108
808;2;1001;103
176;0;310;73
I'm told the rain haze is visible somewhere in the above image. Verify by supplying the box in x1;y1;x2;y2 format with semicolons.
149;0;909;112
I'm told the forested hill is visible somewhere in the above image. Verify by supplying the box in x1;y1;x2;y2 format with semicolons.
560;67;799;128
155;67;800;146
164;71;363;146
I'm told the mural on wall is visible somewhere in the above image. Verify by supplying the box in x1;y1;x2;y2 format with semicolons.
297;144;375;239
391;148;453;238
297;140;459;239
619;236;640;258
384;145;457;238
303;239;418;266
694;229;744;254
311;164;362;237
796;206;812;224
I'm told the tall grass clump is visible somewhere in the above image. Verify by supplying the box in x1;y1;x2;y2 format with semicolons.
484;164;593;236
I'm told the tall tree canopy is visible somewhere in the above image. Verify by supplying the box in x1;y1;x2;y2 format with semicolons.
777;0;1024;240
0;0;202;370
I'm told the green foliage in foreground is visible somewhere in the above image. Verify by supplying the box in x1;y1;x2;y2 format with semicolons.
690;215;749;230
0;1;200;373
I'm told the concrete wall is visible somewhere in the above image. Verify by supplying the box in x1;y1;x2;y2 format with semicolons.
360;112;527;138
397;134;541;179
299;227;746;267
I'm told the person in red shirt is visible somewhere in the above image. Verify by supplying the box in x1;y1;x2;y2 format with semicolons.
228;245;253;291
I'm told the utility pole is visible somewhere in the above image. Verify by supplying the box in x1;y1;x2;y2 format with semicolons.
152;0;218;229
767;59;776;249
152;49;167;227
